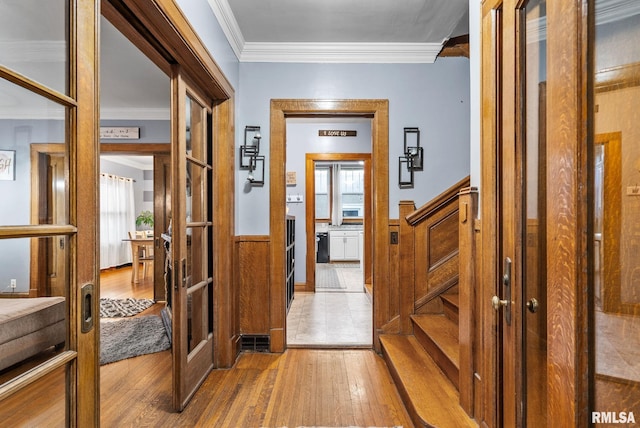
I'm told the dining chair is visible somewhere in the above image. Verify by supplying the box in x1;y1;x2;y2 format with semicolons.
128;231;154;283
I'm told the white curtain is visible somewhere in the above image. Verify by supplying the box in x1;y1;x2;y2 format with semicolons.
100;174;135;269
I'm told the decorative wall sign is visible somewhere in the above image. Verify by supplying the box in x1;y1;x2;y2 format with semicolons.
286;171;297;185
318;130;357;137
0;150;16;181
100;127;140;139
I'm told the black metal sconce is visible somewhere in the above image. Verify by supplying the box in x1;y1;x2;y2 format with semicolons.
247;155;265;186
398;127;423;188
240;126;264;186
240;125;262;169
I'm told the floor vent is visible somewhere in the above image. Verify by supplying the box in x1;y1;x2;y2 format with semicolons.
241;335;270;352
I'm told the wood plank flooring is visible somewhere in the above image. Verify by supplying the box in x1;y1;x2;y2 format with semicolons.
1;267;412;426
99;267;413;427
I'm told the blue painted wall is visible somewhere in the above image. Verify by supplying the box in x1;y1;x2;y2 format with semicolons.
237;60;470;235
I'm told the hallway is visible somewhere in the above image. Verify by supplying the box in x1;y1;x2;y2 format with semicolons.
287;263;372;347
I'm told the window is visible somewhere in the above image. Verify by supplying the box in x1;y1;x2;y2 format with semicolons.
339;167;364;222
315;166;331;220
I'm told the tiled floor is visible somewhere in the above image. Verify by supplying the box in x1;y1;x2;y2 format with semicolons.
287;264;372;347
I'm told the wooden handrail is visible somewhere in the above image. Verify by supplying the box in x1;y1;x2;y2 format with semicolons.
405;176;470;226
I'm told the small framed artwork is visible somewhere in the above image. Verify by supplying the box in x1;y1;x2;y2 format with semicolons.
0;150;16;181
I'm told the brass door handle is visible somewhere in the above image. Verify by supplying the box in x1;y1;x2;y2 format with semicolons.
526;298;539;313
492;295;508;311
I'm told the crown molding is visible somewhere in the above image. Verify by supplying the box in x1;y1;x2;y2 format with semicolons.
206;0;442;63
240;42;443;64
206;0;245;59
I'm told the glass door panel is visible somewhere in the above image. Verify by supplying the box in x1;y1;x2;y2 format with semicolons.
0;0;69;94
521;1;547;425
592;4;640;422
172;74;214;410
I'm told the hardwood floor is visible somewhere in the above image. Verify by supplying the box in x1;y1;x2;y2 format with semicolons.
99;266;412;427
0;267;411;426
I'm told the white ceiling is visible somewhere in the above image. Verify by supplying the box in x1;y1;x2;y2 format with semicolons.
209;0;469;63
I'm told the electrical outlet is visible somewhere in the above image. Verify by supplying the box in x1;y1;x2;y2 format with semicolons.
10;279;16;289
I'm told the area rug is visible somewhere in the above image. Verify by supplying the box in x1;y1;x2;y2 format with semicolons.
100;297;155;318
100;315;170;365
315;264;345;289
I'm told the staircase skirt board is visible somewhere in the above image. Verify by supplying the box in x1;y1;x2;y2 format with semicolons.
380;334;476;428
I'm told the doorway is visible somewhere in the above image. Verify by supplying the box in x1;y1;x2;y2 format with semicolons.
287;149;373;347
269;99;389;354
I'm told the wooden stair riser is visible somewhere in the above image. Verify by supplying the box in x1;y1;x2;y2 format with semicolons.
379;335;476;428
413;323;459;389
380;344;429;428
441;295;459;324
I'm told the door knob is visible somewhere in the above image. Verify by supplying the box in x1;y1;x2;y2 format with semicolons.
526;298;539;313
492;295;508;311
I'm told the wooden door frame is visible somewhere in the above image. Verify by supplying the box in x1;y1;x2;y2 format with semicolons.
480;0;591;426
100;143;171;301
30;144;67;298
304;153;372;292
270;99;389;353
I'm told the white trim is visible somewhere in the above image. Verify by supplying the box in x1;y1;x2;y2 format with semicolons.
240;42;443;64
206;0;443;63
206;0;245;60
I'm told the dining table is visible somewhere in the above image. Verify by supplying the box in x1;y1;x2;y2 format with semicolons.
123;237;154;283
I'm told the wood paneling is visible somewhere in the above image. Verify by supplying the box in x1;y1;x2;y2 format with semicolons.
479;2;501;426
236;236;270;335
213;97;237;367
459;187;478;416
411;181;468;313
546;2;591;425
428;212;459;268
388;220;400;326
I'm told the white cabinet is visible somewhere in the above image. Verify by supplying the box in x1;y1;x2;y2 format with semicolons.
329;230;360;261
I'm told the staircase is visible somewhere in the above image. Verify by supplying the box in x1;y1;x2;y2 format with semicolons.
379;180;477;427
380;290;475;427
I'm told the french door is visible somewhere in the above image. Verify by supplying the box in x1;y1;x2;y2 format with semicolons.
483;0;549;425
0;0;99;425
482;0;598;425
171;67;215;411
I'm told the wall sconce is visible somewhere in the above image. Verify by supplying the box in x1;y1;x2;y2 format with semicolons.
398;127;423;188
247;155;265;186
240;125;261;168
240;125;264;186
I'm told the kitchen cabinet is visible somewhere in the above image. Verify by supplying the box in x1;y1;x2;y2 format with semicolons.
329;230;360;261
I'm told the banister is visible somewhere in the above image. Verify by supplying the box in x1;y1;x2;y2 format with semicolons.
405;176;470;226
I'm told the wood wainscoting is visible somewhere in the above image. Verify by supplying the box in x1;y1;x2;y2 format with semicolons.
236;236;270;336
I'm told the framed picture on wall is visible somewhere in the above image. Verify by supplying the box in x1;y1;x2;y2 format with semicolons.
0;150;15;181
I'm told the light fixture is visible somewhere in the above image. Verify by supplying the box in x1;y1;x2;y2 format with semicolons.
246;155;265;186
240;125;261;169
398;127;423;188
240;125;265;186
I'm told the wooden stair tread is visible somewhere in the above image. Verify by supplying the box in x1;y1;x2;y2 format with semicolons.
412;314;459;369
441;293;459;308
380;335;476;428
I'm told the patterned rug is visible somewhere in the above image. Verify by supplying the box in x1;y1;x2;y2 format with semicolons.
100;297;155;318
316;264;345;289
100;315;170;365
